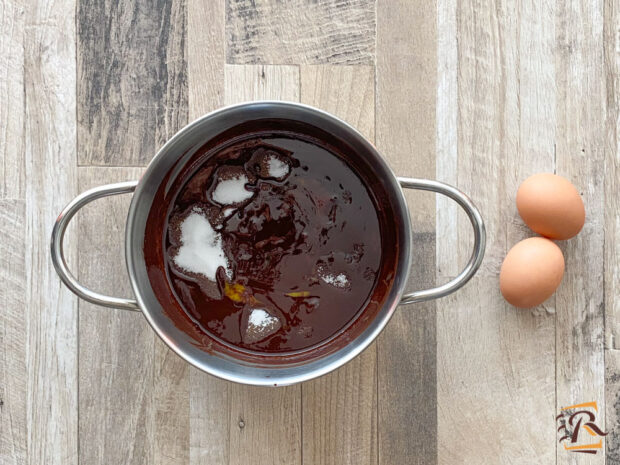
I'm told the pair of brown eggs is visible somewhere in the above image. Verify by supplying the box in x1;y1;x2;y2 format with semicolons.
500;173;585;308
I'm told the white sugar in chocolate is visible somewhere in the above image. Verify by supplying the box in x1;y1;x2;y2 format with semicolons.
243;308;282;344
212;175;253;205
173;209;230;281
222;207;236;217
320;271;350;289
249;309;276;328
267;155;290;179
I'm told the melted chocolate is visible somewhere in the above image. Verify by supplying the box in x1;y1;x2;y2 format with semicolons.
144;121;401;363
165;133;382;353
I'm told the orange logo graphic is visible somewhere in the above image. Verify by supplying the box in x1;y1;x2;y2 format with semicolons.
557;401;607;454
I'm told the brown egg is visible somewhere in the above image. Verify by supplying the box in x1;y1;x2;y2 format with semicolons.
500;237;565;308
516;173;585;240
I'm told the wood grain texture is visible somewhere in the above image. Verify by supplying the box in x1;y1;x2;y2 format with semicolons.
0;0;24;198
301;353;377;465
1;1;617;463
606;350;620;462
376;0;436;231
189;372;229;465
77;0;190;460
225;64;300;103
77;0;188;165
438;0;557;462
0;201;26;465
555;1;606;464
152;332;190;465
604;0;619;352
229;387;302;465
604;0;619;458
23;0;78;463
300;65;375;140
78;167;192;465
299;65;377;465
436;0;458;279
226;0;375;65
438;281;555;463
376;1;437;464
225;64;302;465
187;2;230;464
77;169;155;465
377;233;437;465
188;0;225;115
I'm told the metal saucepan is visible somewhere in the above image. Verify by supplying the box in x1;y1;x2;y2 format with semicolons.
51;101;485;386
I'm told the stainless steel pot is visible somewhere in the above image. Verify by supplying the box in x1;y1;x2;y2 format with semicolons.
51;101;485;386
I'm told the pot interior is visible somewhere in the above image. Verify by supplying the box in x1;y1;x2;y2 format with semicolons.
126;102;412;385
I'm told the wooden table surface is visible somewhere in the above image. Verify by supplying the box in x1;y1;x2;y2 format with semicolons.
1;0;618;464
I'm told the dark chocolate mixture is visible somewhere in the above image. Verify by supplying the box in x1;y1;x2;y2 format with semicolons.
164;133;383;353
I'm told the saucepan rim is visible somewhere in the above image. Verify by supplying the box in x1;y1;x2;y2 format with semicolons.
124;100;413;386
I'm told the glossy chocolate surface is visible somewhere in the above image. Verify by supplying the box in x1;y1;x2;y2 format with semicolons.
144;122;399;360
166;133;383;352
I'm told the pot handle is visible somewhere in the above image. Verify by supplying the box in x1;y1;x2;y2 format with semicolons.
398;177;486;305
50;181;141;311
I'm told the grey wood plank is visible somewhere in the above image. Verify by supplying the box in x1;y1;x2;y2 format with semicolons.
187;2;230;463
604;3;619;457
606;350;620;462
224;64;300;103
438;279;555;462
225;64;302;465
0;200;26;465
604;0;619;352
376;1;437;464
77;0;188;165
23;0;78;462
0;0;25;198
226;0;375;65
229;387;302;465
300;65;375;141
188;0;225;116
377;234;437;465
77;167;155;465
300;65;377;465
436;0;458;279
301;353;377;465
77;1;190;461
376;0;436;232
152;338;190;465
189;374;229;465
438;0;556;462
556;1;606;463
